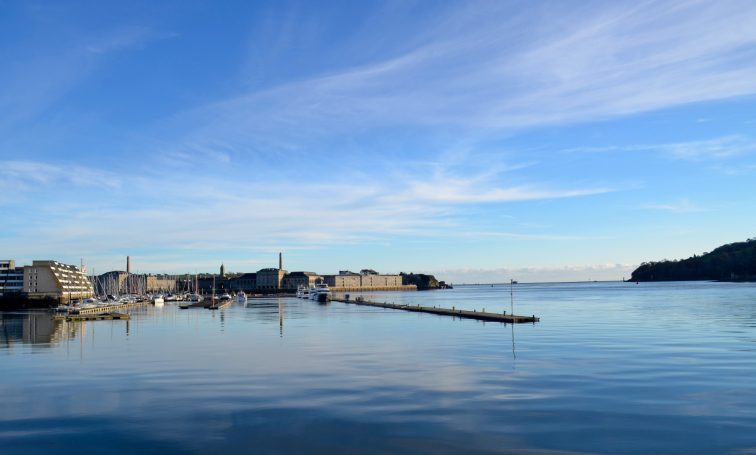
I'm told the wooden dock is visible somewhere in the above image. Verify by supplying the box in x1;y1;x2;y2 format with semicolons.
179;299;233;310
179;301;206;309
207;299;233;310
331;298;539;323
70;301;147;315
54;313;130;322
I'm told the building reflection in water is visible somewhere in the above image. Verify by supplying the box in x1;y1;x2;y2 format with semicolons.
0;312;71;348
242;297;286;337
1;311;136;351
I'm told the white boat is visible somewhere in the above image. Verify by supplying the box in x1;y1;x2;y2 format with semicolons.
69;298;99;309
152;295;165;306
296;285;310;298
55;304;72;313
236;291;247;305
308;286;317;300
313;283;331;302
218;292;232;301
187;293;204;303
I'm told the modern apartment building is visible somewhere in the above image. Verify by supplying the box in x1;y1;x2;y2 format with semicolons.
23;260;94;302
0;260;24;296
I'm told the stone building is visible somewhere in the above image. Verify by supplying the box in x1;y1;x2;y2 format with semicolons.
145;275;177;292
359;273;403;288
256;268;286;291
229;273;257;292
324;270;408;291
282;272;321;290
325;271;361;288
23;260;94;302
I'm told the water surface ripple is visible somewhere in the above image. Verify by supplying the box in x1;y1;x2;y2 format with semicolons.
2;282;756;454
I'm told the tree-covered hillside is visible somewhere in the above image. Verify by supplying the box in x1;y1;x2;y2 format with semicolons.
630;238;756;282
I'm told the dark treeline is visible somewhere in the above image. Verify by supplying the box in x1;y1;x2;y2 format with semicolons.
400;273;452;290
630;238;756;282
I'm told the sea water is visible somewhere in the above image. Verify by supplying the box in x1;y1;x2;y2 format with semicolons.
1;282;756;454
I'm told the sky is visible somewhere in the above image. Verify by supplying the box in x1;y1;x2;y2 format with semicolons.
2;0;756;283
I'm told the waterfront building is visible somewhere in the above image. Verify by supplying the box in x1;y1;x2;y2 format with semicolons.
197;276;232;293
359;273;403;288
324;269;408;291
145;275;177;293
282;272;321;290
326;271;361;288
256;268;286;290
229;273;256;292
255;252;287;291
95;271;128;295
0;260;25;296
23;260;94;302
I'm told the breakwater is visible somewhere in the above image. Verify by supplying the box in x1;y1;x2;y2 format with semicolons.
331;297;539;323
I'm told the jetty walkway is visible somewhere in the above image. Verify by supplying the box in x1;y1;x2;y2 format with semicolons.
59;301;148;315
331;297;539;323
179;299;233;310
54;313;130;322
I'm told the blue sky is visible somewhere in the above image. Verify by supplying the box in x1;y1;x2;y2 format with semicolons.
2;0;756;282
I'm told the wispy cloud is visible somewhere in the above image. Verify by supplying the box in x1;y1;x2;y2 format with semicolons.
85;27;177;54
0;24;174;132
149;0;756;158
641;198;704;213
658;136;756;161
561;135;756;161
0;157;612;272
0;160;122;195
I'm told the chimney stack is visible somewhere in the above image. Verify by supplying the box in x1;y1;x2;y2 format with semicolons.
279;252;283;270
127;256;131;275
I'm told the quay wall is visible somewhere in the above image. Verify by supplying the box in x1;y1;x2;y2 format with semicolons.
330;284;417;292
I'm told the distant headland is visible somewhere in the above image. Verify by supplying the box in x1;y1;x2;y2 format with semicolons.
630;238;756;282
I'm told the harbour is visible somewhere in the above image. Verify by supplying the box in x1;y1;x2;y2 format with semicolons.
3;281;756;454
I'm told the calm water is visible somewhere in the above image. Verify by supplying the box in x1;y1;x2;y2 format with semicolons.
2;282;756;454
